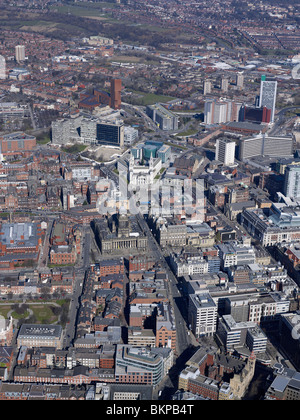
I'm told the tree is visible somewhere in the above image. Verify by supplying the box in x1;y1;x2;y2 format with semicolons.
51;305;62;317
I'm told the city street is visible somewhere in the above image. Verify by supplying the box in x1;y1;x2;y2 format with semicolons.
104;165;195;358
63;226;91;348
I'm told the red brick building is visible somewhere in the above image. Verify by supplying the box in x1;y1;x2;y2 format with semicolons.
78;79;121;111
0;222;42;258
128;255;156;272
92;258;124;277
110;78;122;110
0;132;36;156
155;325;176;352
49;246;76;265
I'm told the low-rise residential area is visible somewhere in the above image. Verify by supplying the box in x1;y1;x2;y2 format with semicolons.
0;0;299;404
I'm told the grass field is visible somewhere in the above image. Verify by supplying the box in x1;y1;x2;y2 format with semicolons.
129;90;176;106
0;1;199;47
109;55;142;63
19;20;58;31
175;129;199;137
49;2;116;18
61;144;87;154
0;300;70;325
54;2;116;10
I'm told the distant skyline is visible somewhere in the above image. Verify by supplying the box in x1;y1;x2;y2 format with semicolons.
0;0;299;403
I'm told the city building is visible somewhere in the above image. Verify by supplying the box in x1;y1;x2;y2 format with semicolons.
87;35;114;46
92;212;148;254
153;217;187;248
155;302;177;351
241;201;300;246
63;164;99;181
49;245;77;265
130;141;170;163
236;73;244;89
215;137;236;166
157;144;171;164
17;325;63;349
127;328;156;348
239;133;294;161
0;222;42;259
170;253;209;277
127;154;162;189
124;126;138;146
217;242;256;269
0;382;88;400
221;77;229;92
178;346;256;400
217;315;267;354
96;121;124;147
284;165;300;200
78;79;121;111
188;293;218;337
0;102;30;128
15;45;25;62
0;132;36;156
204;99;242;125
81;118;124;147
52;113;124;148
265;366;300;400
240;105;271;124
128;255;156;272
0;56;6;80
203;80;212;95
51;115;82;145
115;345;173;386
259;75;277;123
110;78;122;110
146;104;178;131
278;313;300;370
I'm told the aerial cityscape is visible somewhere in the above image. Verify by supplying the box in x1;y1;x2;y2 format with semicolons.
0;0;299;404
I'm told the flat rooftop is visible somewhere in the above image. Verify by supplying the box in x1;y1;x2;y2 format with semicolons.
2;132;36;141
18;324;62;338
0;223;38;248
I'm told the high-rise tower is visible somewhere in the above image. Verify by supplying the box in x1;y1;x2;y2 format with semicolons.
110;78;122;110
15;45;25;62
259;75;277;123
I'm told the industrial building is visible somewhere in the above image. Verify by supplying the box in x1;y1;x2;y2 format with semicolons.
0;222;42;256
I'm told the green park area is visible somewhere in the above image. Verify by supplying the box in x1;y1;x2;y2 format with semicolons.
61;144;87;154
127;90;176;106
0;299;70;326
